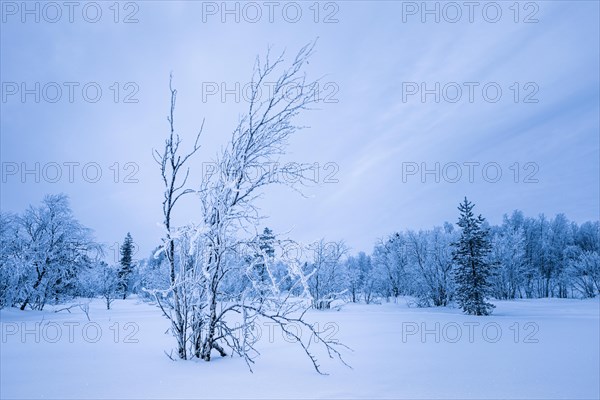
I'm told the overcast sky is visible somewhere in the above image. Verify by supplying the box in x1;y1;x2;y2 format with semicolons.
1;1;598;261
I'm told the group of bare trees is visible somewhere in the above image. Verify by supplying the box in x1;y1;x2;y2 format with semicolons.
357;225;458;307
304;239;348;309
0;194;99;310
149;42;348;373
498;211;599;299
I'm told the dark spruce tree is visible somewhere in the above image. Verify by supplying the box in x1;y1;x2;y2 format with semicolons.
118;232;134;299
452;198;496;315
250;228;276;302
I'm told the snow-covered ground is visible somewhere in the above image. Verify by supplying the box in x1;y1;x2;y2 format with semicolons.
1;298;598;399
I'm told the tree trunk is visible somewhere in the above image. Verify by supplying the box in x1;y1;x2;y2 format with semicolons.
20;268;45;310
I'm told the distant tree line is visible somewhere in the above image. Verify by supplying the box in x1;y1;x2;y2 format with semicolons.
339;203;599;309
142;198;594;313
1;194;598;314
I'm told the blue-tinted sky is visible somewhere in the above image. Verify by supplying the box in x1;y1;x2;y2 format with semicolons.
1;1;598;260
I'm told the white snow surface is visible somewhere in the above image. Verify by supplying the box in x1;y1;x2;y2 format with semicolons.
1;297;598;399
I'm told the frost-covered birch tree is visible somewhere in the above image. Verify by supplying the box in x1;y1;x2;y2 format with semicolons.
305;239;348;309
152;74;203;360
153;41;349;373
16;194;97;311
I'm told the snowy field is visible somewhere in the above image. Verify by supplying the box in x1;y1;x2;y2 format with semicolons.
1;298;598;399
